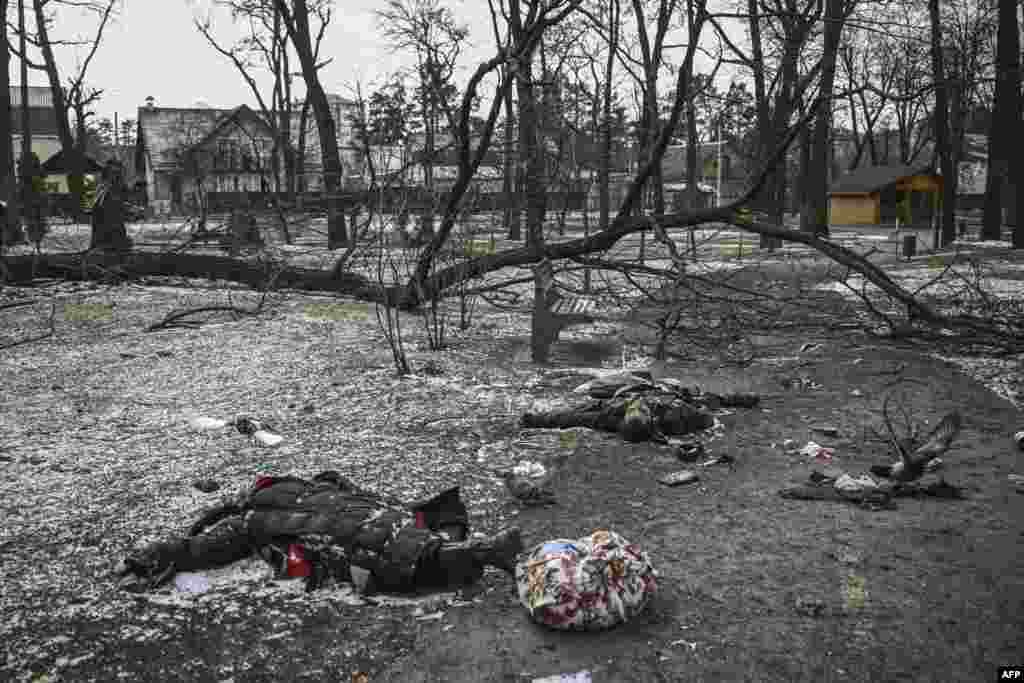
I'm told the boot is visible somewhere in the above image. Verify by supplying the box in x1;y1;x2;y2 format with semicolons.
419;528;524;589
465;527;523;574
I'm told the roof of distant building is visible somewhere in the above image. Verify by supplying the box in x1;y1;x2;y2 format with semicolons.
136;106;230;168
829;163;937;195
41;148;104;174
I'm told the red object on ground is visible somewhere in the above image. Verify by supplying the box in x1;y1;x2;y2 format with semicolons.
254;475;276;491
287;544;311;578
415;511;426;529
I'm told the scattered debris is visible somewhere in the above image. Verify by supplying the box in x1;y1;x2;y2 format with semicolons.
658;470;700;487
795;596;826;617
1015;431;1024;451
697;454;735;469
413;610;445;621
1009;474;1024;494
850;389;863;397
187;414;284;447
834;473;881;495
173;572;211;594
674;442;705;462
669;639;698;651
512;461;547;478
781;470;966;507
572;372;653;398
419;360;444;376
799;343;822;353
349;566;373;594
193;479;220;493
810;424;839;437
799;441;834;462
500;469;557;506
533;672;592;683
783;376;822;391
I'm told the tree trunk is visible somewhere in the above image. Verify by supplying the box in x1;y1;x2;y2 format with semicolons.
420;66;436;242
748;0;776;248
296;96;311;204
33;0;85;220
89;163;132;251
517;43;545;248
598;0;619;234
983;0;1021;243
928;0;956;248
275;0;347;248
1;0;21;247
503;80;520;240
800;0;844;235
798;122;812;214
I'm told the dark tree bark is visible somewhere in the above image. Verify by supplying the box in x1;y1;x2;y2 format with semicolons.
598;0;619;234
982;0;1022;243
33;0;114;222
631;0;677;217
33;0;78;206
273;0;347;248
800;0;846;235
684;0;700;216
89;162;132;251
928;0;956;247
503;78;520;240
510;0;547;249
1;0;22;247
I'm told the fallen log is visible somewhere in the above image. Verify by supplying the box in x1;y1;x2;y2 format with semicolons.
1;250;386;301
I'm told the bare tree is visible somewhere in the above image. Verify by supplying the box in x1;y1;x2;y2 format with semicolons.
1;0;20;247
599;0;620;235
271;0;348;248
981;0;1021;243
799;0;853;235
13;0;117;223
195;1;297;196
927;0;955;247
377;0;468;242
712;0;823;245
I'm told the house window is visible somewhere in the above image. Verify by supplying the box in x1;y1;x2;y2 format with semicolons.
722;155;731;181
234;176;240;191
216;141;233;170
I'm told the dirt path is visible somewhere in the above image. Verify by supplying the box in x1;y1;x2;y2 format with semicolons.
380;340;1024;682
1;282;1021;682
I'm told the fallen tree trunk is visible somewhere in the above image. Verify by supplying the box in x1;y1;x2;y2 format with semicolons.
1;250;384;300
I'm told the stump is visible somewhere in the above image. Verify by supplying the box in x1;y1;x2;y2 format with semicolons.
225;210;263;252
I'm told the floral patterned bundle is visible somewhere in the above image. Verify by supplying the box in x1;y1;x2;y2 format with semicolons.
515;529;658;630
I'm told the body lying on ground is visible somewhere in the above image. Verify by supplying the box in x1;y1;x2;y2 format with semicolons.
521;382;756;443
118;471;523;594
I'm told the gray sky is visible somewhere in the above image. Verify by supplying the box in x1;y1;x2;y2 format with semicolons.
9;0;499;125
10;0;732;130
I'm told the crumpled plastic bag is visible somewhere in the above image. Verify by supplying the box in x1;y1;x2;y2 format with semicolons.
800;441;834;461
515;530;657;631
834;473;880;494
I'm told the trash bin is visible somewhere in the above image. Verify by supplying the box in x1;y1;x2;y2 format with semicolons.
902;233;916;259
